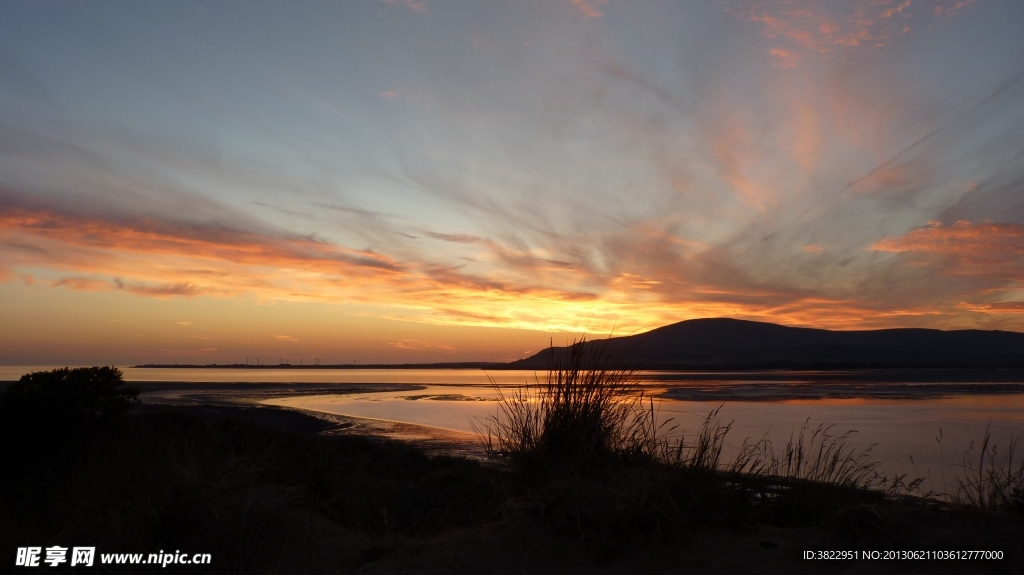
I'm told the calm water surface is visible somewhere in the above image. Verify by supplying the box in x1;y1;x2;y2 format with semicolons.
262;383;1024;493
5;366;1023;493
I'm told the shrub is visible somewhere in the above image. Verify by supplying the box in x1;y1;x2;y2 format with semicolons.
0;366;138;446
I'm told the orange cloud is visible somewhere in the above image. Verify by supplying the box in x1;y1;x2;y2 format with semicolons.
768;48;802;69
0;206;405;275
0;203;669;332
611;272;662;290
703;105;771;210
957;302;1024;314
733;0;984;67
5;198;1023;337
388;339;455;351
934;0;980;17
871;220;1024;260
51;276;110;291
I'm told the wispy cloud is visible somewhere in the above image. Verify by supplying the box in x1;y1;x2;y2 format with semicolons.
872;220;1024;261
51;277;109;291
388;339;455;351
377;0;426;14
423;231;484;244
114;279;205;298
571;0;608;18
732;0;984;66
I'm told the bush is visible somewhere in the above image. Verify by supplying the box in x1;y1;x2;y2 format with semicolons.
0;366;138;448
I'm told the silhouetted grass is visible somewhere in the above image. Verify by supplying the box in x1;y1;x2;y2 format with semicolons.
480;338;663;481
951;426;1024;515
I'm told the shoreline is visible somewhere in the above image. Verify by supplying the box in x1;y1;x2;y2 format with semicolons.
126;377;1024;402
135;381;483;458
128;364;1024;378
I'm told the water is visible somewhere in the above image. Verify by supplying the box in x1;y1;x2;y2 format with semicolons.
262;384;1024;491
5;365;1024;493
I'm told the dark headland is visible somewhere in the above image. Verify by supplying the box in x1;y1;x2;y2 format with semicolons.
510;318;1024;370
137;318;1024;370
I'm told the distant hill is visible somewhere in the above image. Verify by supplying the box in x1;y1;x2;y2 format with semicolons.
507;318;1024;369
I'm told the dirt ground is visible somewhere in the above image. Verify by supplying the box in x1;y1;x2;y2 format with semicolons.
237;485;1024;574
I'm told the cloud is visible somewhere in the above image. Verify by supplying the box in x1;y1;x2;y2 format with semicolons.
423;231;484;243
871;220;1024;260
611;272;662;290
768;48;802;69
1;198;676;332
869;221;1024;310
933;0;980;17
377;0;426;13
51;277;111;291
571;0;608;18
388;339;455;351
114;279;205;298
732;0;985;66
957;302;1024;314
0;202;405;275
274;335;299;342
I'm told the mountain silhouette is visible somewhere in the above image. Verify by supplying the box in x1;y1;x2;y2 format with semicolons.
509;318;1024;369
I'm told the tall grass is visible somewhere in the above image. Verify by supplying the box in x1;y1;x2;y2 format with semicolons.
481;338;662;479
951;427;1024;513
730;420;885;487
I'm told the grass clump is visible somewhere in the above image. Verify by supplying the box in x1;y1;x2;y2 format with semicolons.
951;427;1024;515
482;338;661;481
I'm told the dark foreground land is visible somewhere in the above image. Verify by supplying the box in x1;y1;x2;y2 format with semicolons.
2;399;1023;575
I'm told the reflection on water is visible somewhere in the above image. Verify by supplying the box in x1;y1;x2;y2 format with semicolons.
265;385;1024;495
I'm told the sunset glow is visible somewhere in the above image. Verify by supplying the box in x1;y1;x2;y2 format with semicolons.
2;0;1023;364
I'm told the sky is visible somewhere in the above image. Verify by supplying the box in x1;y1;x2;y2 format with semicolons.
2;0;1024;365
